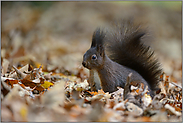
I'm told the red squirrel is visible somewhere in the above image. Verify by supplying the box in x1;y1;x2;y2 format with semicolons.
82;19;162;96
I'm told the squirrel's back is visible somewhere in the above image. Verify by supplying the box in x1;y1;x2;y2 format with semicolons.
104;19;162;92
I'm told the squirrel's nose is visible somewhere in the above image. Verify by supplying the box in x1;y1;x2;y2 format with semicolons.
82;61;87;67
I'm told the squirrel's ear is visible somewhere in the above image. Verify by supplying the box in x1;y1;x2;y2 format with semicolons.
97;44;105;57
91;28;103;48
91;38;97;47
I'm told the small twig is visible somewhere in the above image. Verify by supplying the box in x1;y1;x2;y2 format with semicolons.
170;82;182;89
123;73;132;100
35;64;42;79
12;65;26;79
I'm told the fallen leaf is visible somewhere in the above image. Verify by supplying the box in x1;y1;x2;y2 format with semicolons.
41;81;54;89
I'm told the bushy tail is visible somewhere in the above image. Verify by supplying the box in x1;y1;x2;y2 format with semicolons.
104;19;162;92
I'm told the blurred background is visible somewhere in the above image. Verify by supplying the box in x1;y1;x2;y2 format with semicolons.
1;1;182;83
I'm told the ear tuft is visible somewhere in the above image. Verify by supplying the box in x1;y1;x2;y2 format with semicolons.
91;28;105;48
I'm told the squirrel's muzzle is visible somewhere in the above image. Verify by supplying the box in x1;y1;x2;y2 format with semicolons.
82;51;91;69
82;60;91;69
82;61;87;67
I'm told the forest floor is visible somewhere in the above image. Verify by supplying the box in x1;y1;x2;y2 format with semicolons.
1;2;182;122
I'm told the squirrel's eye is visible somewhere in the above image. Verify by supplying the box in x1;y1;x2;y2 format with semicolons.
91;54;97;60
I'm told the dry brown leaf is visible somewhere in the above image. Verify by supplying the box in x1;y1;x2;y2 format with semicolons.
2;85;29;121
125;102;143;116
1;58;10;76
41;80;65;107
74;79;89;91
164;104;181;116
5;79;19;88
20;79;37;88
113;102;125;111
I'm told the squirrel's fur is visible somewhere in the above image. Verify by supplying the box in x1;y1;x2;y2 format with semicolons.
82;19;162;95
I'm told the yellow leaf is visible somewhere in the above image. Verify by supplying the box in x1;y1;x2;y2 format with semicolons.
43;72;49;75
88;89;105;96
41;81;54;89
20;105;27;120
35;62;43;69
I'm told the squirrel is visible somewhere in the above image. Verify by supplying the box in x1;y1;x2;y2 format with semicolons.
82;19;162;96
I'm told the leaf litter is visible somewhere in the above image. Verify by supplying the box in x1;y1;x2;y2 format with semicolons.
1;58;182;122
1;2;182;122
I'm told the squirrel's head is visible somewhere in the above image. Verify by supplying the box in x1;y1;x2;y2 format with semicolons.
82;28;106;70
